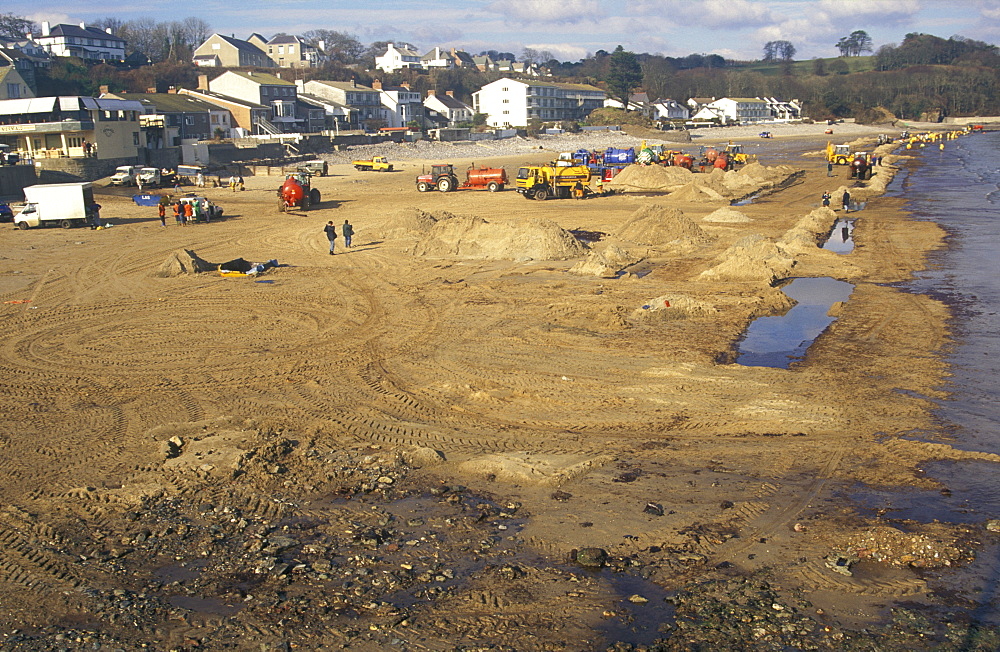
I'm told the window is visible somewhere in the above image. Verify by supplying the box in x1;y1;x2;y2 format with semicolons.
278;46;285;54
184;116;195;126
212;42;220;50
134;133;140;146
288;46;294;54
261;87;268;96
7;83;20;99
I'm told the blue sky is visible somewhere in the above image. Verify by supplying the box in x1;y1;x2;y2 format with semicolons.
11;0;1000;61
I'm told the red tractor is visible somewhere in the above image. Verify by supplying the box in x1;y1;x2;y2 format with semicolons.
416;164;507;192
278;174;321;212
849;154;872;180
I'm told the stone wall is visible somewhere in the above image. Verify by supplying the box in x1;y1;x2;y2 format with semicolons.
0;164;38;198
35;157;137;183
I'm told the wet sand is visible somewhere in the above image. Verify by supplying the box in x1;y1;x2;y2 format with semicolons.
0;130;994;650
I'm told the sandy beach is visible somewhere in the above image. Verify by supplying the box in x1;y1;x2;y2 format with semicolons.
0;127;993;650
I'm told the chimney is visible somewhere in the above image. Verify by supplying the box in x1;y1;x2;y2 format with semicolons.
80;22;86;30
197;74;208;90
295;79;304;90
147;87;157;93
426;89;436;96
167;86;177;94
105;28;113;35
275;72;281;79
318;39;325;52
351;77;356;88
41;21;50;37
400;82;410;90
247;70;254;76
99;85;109;95
372;79;382;90
446;91;454;97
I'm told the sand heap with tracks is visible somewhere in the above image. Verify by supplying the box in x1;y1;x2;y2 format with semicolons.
616;204;713;249
607;161;799;202
152;249;215;277
413;215;586;260
698;234;795;285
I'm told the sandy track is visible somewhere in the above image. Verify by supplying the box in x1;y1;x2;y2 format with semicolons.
0;134;975;648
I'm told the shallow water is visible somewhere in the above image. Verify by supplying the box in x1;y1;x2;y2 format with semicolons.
821;218;855;254
852;131;1000;619
736;277;855;368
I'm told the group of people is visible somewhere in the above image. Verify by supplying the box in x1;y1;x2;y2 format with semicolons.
228;175;245;192
158;198;213;226
822;189;852;212
324;220;354;255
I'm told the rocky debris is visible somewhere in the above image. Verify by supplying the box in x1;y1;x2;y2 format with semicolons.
635;294;719;321
412;214;586;261
574;547;608;568
843;524;974;569
986;519;1000;533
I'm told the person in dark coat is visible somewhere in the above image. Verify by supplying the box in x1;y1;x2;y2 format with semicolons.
342;220;354;248
842;190;851;213
822;191;831;207
324;221;337;255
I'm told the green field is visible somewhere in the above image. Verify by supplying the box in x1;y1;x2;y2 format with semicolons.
734;55;876;76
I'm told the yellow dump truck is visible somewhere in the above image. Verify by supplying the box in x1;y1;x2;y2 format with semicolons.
515;164;591;200
826;142;852;165
353;156;393;172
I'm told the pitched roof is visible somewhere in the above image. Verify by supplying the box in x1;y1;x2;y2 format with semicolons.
428;93;470;110
224;70;294;86
110;93;224;113
44;24;125;43
179;89;266;109
268;34;301;45
309;80;377;93
214;34;267;56
297;92;348;110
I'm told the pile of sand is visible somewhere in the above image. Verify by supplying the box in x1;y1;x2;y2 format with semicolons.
668;182;728;203
152;249;215;277
703;207;752;223
373;208;447;239
616;204;712;247
635;293;720;320
605;164;693;192
569;244;638;277
698;234;795;285
778;207;837;253
413;215;586;261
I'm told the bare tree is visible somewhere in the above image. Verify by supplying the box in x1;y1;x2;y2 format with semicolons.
0;12;36;39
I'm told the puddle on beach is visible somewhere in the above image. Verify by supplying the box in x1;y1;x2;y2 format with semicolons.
821;218;855;253
731;194;759;206
597;570;674;646
736;277;855;368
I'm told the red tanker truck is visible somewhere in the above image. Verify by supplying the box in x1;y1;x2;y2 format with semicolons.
416;164;508;192
278;174;321;211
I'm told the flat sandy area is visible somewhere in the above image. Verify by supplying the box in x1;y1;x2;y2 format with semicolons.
0;126;991;650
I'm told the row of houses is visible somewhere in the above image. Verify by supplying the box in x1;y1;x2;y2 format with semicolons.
375;43;545;76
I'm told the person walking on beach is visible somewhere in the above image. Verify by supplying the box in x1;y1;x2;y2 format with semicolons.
342;219;354;248
182;201;193;225
822;191;831;207
173;201;182;226
158;202;166;226
827;161;833;177
842;189;851;213
324;221;337;255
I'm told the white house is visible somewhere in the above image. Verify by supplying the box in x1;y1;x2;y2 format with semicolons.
375;43;422;73
604;92;654;117
296;79;387;130
651;99;689;120
29;21;125;62
761;97;802;120
694;97;770;124
421;47;453;69
473;78;605;128
373;80;424;128
424;90;473;126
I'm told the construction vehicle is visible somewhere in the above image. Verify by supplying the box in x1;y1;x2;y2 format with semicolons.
14;183;98;229
849;153;873;180
353;155;393;172
826;142;852;165
277;173;321;211
515;164;591;200
724;143;748;164
671;152;694;170
415;164;508;192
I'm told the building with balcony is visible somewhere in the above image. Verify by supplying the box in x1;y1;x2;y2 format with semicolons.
203;71;302;133
29;22;126;62
372;80;424;129
0;96;142;162
101;91;232;147
296;79;387;131
472;78;604;128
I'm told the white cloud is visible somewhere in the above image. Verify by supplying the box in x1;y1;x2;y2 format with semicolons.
493;0;605;24
815;0;921;22
524;43;589;60
630;0;775;29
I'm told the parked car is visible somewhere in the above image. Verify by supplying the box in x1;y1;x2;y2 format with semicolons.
0;203;13;222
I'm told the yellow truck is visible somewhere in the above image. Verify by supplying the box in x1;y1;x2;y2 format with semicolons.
353;155;393;172
515;164;591;200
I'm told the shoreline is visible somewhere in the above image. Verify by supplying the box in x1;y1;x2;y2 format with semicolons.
0;129;991;649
